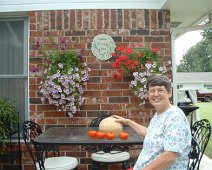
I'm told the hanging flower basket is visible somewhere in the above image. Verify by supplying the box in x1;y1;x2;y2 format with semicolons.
112;43;171;101
38;41;91;117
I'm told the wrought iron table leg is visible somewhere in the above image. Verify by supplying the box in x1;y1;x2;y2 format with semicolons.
92;161;100;170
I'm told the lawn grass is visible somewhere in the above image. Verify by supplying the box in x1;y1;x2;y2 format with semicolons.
196;101;212;158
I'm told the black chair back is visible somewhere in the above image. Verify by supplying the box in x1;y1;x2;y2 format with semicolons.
188;119;211;170
90;114;110;127
22;121;42;166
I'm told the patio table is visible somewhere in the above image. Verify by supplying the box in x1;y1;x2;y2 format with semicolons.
34;126;144;169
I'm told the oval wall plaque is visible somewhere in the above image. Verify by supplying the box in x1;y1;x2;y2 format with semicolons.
91;34;116;60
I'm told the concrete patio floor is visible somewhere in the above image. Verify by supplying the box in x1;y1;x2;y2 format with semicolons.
200;154;212;170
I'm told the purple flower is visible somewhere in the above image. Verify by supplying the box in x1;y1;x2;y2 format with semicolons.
31;65;39;73
61;39;66;44
58;63;63;68
36;41;40;49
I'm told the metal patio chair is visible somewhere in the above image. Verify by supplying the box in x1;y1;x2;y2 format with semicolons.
22;121;78;170
188;119;211;170
90;115;130;170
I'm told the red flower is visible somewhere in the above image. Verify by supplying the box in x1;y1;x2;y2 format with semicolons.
119;55;128;61
130;64;135;70
137;53;142;58
147;60;152;64
112;52;116;57
131;44;136;48
112;62;120;68
139;43;142;48
125;47;133;55
118;69;123;74
152;48;159;53
134;60;139;65
124;61;130;66
116;74;122;80
116;47;122;52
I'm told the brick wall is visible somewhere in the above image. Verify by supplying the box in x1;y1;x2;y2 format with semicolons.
23;9;171;170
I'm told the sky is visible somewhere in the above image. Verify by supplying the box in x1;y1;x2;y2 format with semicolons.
175;31;203;65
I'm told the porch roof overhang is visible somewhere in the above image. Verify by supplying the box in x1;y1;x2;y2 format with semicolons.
0;0;212;30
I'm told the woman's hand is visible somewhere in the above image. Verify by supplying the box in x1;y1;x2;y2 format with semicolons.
112;115;147;137
112;115;129;125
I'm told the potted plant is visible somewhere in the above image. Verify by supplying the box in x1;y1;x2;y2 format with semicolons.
0;97;19;151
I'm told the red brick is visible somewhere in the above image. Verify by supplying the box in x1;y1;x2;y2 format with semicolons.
76;10;82;29
97;10;103;29
44;111;65;117
69;10;75;29
144;9;150;28
56;10;62;30
110;83;130;90
89;70;108;76
29;84;40;91
64;10;69;29
90;10;96;29
104;10;109;29
111;9;116;29
30;23;36;30
43;11;49;30
37;105;57;111
137;10;144;29
151;10;157;29
87;83;108;90
101;104;122;110
131;10;137;28
45;118;58;124
58;118;87;125
30;105;36;111
83;91;101;97
30;17;36;24
29;11;35;17
50;10;56;29
30;31;36;37
36;12;43;30
29;78;36;84
29;91;36;98
124;10;130;29
81;104;100;110
83;10;89;29
102;90;122;96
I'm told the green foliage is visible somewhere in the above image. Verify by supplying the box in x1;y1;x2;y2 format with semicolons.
0;97;19;148
43;50;85;76
177;28;212;72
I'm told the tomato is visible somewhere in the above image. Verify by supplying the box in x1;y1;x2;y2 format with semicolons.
119;131;129;140
96;131;106;139
88;130;97;138
106;132;115;140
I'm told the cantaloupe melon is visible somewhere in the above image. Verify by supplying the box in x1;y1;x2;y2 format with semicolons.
99;117;123;136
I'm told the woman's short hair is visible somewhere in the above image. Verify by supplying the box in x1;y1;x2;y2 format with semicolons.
146;74;172;91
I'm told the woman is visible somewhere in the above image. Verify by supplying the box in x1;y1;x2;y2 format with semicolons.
113;74;191;170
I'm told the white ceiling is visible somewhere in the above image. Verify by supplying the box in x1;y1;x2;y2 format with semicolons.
163;0;212;29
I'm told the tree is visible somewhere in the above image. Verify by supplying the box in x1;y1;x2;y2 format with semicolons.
177;28;212;72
